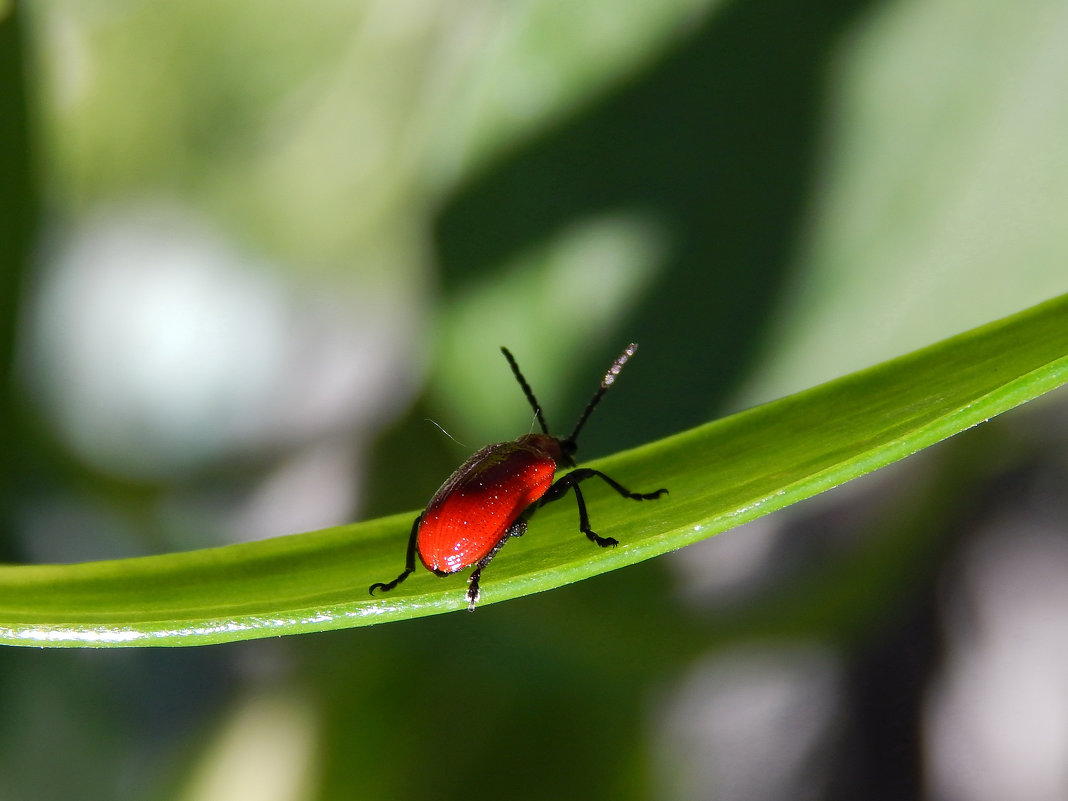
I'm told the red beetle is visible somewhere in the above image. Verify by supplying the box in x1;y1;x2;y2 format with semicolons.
369;343;667;610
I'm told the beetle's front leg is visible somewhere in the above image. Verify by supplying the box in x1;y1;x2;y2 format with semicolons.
542;469;667;547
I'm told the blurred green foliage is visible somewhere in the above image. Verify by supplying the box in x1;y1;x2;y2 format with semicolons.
3;0;1068;800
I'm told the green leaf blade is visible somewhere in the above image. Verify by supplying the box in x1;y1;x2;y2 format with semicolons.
2;293;1066;647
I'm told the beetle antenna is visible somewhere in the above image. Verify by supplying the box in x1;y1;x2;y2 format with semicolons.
566;343;638;445
500;347;550;435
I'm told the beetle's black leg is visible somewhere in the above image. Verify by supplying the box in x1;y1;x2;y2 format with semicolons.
369;514;422;596
574;481;616;546
550;468;668;503
541;469;667;546
466;519;527;611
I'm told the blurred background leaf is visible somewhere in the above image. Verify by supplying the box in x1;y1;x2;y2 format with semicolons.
2;0;1068;800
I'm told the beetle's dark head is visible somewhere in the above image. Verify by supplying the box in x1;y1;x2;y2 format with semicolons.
515;433;575;468
558;437;578;468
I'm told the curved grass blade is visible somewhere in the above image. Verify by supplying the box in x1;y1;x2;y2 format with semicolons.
2;293;1066;647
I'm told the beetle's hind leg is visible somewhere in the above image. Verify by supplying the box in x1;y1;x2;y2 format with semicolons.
466;519;527;611
542;469;667;547
369;515;422;596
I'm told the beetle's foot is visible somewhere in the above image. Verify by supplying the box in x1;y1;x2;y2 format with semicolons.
586;530;618;548
466;581;481;612
632;488;668;500
368;569;412;595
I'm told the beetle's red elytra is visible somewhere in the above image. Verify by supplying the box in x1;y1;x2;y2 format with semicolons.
368;343;667;610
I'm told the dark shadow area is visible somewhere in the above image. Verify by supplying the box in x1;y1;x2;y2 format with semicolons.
434;0;882;449
830;555;943;801
0;9;37;561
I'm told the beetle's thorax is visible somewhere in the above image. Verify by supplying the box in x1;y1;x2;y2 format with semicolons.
515;432;573;467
